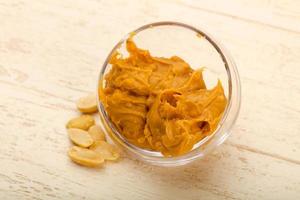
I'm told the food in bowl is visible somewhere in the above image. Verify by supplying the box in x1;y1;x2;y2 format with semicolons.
99;36;227;157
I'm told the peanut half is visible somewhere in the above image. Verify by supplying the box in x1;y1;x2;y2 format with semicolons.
76;93;98;114
88;125;106;142
68;128;94;148
66;115;95;130
68;146;104;167
90;141;120;161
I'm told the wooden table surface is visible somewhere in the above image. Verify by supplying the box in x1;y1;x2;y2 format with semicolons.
0;0;299;199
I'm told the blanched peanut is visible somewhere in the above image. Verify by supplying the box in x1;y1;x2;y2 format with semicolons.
66;115;95;130
89;141;120;161
76;93;98;114
68;128;94;148
68;146;104;167
88;125;106;142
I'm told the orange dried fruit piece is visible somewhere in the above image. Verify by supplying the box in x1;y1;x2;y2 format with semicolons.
68;146;104;167
76;93;98;114
66;115;95;131
88;125;106;142
67;128;94;148
90;141;120;161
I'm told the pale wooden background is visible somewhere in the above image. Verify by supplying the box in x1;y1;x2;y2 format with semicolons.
0;0;299;199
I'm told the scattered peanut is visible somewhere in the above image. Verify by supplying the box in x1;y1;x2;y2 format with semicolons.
68;128;94;148
68;146;104;167
88;125;106;142
66;115;95;130
66;94;121;168
90;141;120;161
76;93;98;114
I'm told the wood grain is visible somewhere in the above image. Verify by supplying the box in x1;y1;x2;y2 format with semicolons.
0;0;299;199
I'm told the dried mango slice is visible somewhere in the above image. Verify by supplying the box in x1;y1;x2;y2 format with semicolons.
66;115;95;130
90;141;120;161
68;128;94;147
68;146;104;167
76;93;98;114
88;125;106;142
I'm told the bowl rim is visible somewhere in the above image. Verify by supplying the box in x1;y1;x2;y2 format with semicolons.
97;21;241;166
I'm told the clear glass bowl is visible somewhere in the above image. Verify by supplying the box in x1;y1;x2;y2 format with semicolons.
97;21;241;167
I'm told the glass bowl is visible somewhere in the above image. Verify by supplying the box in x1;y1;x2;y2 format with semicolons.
97;21;241;167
